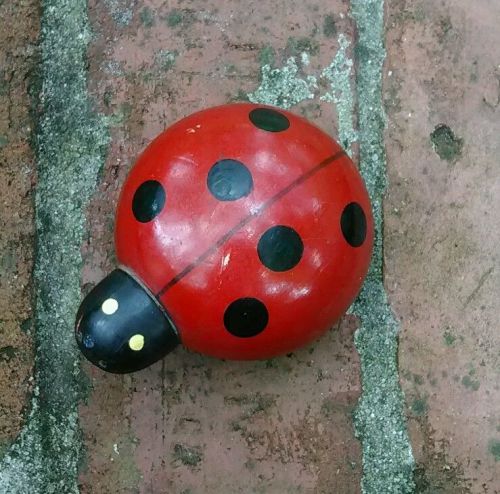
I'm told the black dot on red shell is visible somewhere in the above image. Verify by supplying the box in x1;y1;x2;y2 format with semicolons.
258;225;304;272
249;108;290;132
224;297;269;338
207;159;253;201
132;180;166;223
341;202;367;247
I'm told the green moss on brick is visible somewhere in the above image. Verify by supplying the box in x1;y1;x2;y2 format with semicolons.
430;124;463;163
443;330;456;346
259;45;276;67
461;375;480;391
410;398;428;417
489;439;500;461
286;36;320;56
166;9;183;27
173;444;203;467
323;15;337;38
140;7;155;28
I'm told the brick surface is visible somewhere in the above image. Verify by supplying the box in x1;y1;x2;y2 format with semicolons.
385;0;500;491
0;0;38;454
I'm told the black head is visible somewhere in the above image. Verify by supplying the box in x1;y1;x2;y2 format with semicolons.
75;269;179;373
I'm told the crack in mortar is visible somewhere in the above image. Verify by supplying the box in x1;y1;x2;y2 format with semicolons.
351;1;415;492
0;1;109;492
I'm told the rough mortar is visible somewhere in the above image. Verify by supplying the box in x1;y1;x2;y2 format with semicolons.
0;1;109;492
351;1;415;493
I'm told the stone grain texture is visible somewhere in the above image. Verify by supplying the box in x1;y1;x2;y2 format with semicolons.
385;0;500;492
0;0;38;457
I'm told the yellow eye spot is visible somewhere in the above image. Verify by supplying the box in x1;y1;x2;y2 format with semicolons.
128;334;144;351
102;298;118;315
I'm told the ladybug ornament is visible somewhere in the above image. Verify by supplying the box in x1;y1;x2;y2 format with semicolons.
75;104;373;373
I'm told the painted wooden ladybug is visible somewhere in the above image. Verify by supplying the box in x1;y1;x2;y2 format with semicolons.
75;103;373;373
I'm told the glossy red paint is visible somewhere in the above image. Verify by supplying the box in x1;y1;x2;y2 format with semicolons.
115;103;373;360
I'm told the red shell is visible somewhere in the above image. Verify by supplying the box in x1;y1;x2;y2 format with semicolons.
115;103;373;360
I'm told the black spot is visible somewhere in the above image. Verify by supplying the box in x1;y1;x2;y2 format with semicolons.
341;202;367;247
207;159;253;201
132;180;166;223
249;108;290;132
430;124;463;162
258;225;304;272
224;298;269;338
